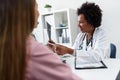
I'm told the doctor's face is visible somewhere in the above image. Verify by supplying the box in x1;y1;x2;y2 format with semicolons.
78;14;93;33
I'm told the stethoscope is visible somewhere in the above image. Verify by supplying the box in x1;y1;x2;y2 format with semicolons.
79;33;93;51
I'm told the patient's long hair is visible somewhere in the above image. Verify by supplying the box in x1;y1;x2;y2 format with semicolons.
0;0;35;80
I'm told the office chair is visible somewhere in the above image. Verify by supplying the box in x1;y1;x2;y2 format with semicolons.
110;43;116;58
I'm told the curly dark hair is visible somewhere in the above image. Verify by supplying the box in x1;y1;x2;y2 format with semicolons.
77;2;102;28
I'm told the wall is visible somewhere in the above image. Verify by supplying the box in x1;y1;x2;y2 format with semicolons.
35;0;120;58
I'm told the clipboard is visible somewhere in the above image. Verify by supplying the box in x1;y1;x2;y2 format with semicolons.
74;51;107;69
75;60;107;69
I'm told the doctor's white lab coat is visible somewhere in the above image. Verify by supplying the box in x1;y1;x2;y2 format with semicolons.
72;27;110;63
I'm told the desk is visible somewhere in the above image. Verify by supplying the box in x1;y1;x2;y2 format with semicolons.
65;57;120;80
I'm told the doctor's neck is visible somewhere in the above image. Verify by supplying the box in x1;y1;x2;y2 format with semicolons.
86;28;95;38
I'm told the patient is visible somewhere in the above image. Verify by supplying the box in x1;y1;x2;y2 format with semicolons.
48;2;110;63
0;0;81;80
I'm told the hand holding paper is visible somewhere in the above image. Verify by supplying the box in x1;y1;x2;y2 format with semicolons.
47;40;56;53
47;40;70;55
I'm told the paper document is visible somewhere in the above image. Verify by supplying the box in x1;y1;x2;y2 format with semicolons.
46;22;51;40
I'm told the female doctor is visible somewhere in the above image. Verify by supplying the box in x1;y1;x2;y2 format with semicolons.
48;2;110;63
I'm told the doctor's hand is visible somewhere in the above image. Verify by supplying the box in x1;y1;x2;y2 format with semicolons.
47;43;73;55
47;41;67;55
55;44;69;55
47;40;56;53
47;40;74;55
55;44;74;55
